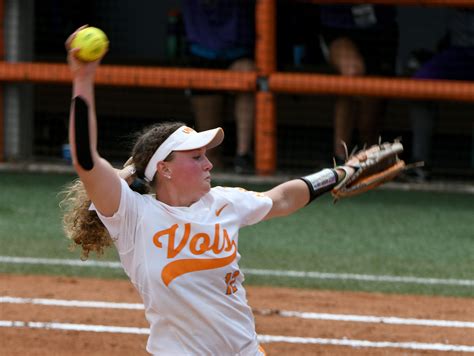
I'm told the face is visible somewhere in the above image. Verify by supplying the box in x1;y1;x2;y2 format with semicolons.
165;147;213;199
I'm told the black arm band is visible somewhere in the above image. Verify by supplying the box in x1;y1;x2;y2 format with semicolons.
300;168;339;203
73;96;94;170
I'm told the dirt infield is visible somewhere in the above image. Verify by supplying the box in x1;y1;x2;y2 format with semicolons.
1;274;473;355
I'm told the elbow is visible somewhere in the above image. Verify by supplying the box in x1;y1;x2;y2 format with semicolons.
71;149;99;173
71;159;89;176
273;200;293;218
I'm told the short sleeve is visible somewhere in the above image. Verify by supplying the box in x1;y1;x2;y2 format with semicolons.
214;186;273;227
90;179;144;253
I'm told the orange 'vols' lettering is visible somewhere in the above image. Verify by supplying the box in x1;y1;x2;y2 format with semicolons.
211;224;234;254
223;229;233;252
152;222;237;286
212;224;224;254
153;223;190;259
190;233;210;255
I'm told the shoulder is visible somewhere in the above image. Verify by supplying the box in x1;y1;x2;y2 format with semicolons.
211;186;267;201
211;186;247;196
120;180;159;210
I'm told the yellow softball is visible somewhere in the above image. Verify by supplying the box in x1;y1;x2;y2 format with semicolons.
71;27;109;62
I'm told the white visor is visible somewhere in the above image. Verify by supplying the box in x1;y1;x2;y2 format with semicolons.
144;126;224;182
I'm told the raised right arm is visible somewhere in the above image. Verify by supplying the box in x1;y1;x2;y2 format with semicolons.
67;27;121;217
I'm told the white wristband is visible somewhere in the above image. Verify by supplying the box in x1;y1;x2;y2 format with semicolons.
300;168;338;203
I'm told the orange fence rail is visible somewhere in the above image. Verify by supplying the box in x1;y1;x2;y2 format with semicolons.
0;63;257;91
2;62;472;102
270;73;474;102
0;0;473;171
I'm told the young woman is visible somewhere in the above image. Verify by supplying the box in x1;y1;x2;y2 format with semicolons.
63;26;349;355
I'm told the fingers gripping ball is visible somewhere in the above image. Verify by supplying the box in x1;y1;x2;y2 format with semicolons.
71;27;109;62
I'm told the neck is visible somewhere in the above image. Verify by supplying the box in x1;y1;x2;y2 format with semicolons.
155;183;198;207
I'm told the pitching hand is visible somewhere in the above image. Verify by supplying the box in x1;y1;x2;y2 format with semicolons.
65;25;104;79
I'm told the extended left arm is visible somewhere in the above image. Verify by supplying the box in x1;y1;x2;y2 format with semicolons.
263;168;346;220
264;140;412;219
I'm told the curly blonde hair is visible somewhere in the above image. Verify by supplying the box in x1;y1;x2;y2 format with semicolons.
60;121;184;260
60;179;113;260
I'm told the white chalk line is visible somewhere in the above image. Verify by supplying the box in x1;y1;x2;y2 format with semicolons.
0;296;144;310
2;296;474;329
258;335;474;352
1;255;473;287
261;309;474;329
1;320;473;352
0;320;149;334
246;268;474;287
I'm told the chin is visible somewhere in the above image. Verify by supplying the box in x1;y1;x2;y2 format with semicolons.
203;182;211;193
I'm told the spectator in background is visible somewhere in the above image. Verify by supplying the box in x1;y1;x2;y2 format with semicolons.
318;4;399;164
407;8;474;182
276;0;322;71
181;0;255;174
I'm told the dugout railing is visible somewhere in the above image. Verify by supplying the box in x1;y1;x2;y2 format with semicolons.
0;0;473;175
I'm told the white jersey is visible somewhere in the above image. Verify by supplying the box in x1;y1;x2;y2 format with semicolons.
93;179;272;355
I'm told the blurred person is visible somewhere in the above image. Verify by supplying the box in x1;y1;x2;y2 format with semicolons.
275;0;322;71
181;0;256;174
407;8;474;182
62;26;354;355
318;4;399;164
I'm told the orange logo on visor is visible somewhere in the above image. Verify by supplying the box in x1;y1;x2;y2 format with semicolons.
182;127;195;134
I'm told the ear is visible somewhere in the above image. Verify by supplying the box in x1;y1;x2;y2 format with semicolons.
157;161;172;179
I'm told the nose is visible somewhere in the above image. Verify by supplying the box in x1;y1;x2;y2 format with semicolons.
203;155;213;171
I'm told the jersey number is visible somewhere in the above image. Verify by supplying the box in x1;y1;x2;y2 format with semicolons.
225;271;240;295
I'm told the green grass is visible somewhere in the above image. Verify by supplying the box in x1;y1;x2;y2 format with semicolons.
238;190;474;296
0;173;73;257
0;172;473;297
